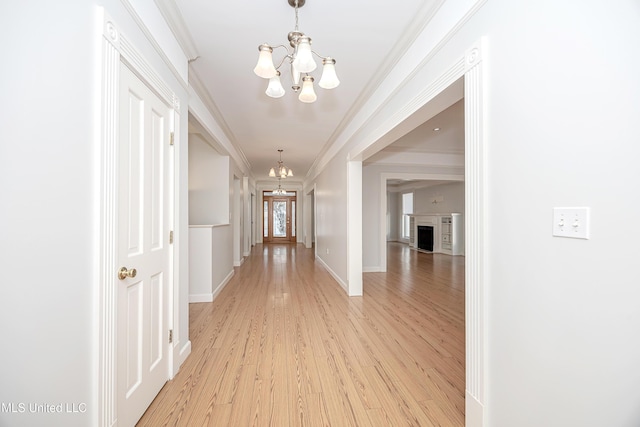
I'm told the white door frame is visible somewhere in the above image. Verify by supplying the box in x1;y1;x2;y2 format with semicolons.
97;13;180;426
233;175;242;266
303;184;317;253
348;41;487;426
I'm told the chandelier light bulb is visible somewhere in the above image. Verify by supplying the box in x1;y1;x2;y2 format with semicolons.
254;44;277;78
265;71;286;98
319;57;340;89
292;36;317;73
298;76;317;103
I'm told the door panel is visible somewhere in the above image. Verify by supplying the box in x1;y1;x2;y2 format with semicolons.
150;272;164;369
125;281;143;395
118;62;171;427
263;195;296;243
273;200;287;237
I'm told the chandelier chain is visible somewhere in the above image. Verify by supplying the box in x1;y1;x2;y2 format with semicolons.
294;0;299;31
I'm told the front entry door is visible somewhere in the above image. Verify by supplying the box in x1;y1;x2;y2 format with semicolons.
117;62;171;426
263;195;296;243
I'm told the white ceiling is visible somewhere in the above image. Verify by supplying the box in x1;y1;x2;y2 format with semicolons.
167;0;454;183
367;99;464;164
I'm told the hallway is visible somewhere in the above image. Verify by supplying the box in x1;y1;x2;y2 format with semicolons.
137;242;465;426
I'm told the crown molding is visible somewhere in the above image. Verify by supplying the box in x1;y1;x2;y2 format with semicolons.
381;145;465;155
153;0;200;61
118;0;188;89
306;0;445;181
307;0;487;184
387;179;462;193
189;69;252;174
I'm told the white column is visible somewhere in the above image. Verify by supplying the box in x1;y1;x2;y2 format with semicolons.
98;15;120;427
464;39;488;427
304;192;312;248
347;160;363;296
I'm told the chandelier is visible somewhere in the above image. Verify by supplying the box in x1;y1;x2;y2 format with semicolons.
253;0;339;103
269;149;293;178
273;178;287;195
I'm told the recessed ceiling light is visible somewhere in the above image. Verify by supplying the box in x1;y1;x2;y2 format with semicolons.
433;127;441;131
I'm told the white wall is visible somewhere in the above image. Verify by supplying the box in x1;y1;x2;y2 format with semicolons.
189;225;233;302
314;1;640;426
475;2;640;425
414;182;464;215
0;4;95;426
312;151;349;290
0;1;190;426
188;134;230;225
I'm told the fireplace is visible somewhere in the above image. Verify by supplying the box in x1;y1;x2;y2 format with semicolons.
417;225;434;252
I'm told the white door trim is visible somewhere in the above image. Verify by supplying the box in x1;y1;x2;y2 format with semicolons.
347;160;363;296
463;39;487;426
97;11;180;426
353;40;487;427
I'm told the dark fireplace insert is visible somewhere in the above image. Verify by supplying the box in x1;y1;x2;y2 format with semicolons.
417;225;434;252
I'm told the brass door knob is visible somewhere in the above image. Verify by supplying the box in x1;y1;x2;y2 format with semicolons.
118;267;137;280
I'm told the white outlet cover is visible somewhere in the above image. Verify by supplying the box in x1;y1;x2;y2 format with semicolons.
553;207;590;239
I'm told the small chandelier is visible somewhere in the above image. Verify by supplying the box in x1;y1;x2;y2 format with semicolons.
269;149;293;178
273;178;287;195
253;0;340;103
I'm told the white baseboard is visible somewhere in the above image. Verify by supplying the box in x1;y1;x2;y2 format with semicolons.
189;270;234;303
363;266;382;273
171;339;191;379
466;390;485;427
315;255;348;292
212;270;234;301
189;293;213;303
177;340;191;369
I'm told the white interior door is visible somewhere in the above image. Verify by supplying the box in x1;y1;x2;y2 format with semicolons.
117;62;171;427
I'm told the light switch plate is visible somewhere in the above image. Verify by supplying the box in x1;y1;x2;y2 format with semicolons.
553;207;590;239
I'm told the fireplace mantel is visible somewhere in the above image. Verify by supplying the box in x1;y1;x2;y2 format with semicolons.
408;213;464;255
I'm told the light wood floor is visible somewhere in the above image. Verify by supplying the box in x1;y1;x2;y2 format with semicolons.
137;242;465;426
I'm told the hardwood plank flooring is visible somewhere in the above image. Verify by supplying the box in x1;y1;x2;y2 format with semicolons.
137;242;465;426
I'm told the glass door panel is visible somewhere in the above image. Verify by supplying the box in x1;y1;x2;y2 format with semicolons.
263;201;269;237
273;201;287;237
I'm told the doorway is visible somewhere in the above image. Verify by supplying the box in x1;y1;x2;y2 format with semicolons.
355;41;487;424
98;16;182;426
263;191;296;243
